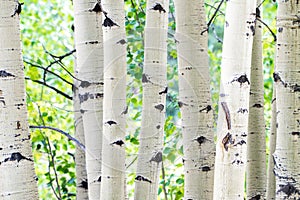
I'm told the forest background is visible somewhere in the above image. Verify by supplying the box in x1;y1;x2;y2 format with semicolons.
19;0;276;199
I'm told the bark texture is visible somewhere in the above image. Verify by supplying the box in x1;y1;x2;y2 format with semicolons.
0;1;38;199
174;0;215;199
73;0;104;198
273;1;300;199
266;90;276;200
246;2;266;199
213;0;255;199
100;0;127;199
134;0;168;199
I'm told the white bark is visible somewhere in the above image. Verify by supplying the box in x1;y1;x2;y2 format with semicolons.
246;3;266;199
273;1;300;199
73;0;104;198
266;89;276;200
100;0;127;199
174;0;215;199
213;0;255;199
0;1;38;199
73;78;88;199
134;0;168;199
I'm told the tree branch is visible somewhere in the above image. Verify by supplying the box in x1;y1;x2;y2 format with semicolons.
25;77;73;100
29;125;85;151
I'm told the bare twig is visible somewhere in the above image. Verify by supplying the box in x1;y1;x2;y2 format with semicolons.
29;125;85;151
25;77;72;100
161;161;168;200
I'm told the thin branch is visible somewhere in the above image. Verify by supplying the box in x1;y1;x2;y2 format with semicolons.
204;2;225;16
201;0;225;35
24;60;74;86
256;18;277;42
36;106;62;200
29;125;86;151
25;77;73;100
161;161;168;200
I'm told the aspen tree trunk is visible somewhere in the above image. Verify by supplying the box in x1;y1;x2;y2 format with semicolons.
273;1;300;199
266;90;276;200
246;2;266;199
0;1;38;199
73;78;88;199
100;0;127;199
73;0;104;198
213;0;255;199
174;0;215;199
134;0;168;199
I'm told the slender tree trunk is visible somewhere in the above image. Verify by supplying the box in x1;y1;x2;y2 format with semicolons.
73;78;88;199
73;0;104;198
174;0;215;199
213;0;255;199
100;0;127;199
246;2;266;199
0;1;38;199
273;1;300;199
266;89;276;200
134;0;168;199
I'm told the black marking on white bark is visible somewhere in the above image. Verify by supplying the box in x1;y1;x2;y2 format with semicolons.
199;105;212;113
103;15;119;28
278;27;283;33
111;140;125;146
79;81;91;88
86;40;99;45
154;104;164;112
156;125;161;129
201;166;211;172
253;103;263;108
249;194;261;200
150;3;166;13
159;87;168;95
277;183;298;197
121;105;128;115
116;39;126;45
178;101;188;108
250;25;255;36
290;132;300;136
16;121;21;129
195;136;207;145
105;120;117;126
135;175;152;183
222;133;234;151
291;84;300;92
241;132;247;137
231;74;250;86
237;108;248;114
231;159;244;165
11;2;24;17
297;120;300;126
142;73;150;83
89;2;103;13
273;72;286;86
79;92;103;103
234;140;246;146
221;102;231;130
79;179;88;189
150;151;162;163
0;70;15;78
80;109;86;114
0;152;33;165
97;176;101;182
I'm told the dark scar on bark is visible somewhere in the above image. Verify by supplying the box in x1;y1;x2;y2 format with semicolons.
0;152;33;165
103;14;119;28
105;120;117;126
150;151;162;163
135;175;152;183
231;74;250;86
159;87;168;95
222;133;234;151
150;3;166;13
111;140;125;146
154;104;164;112
221;102;231;130
199;105;212;113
